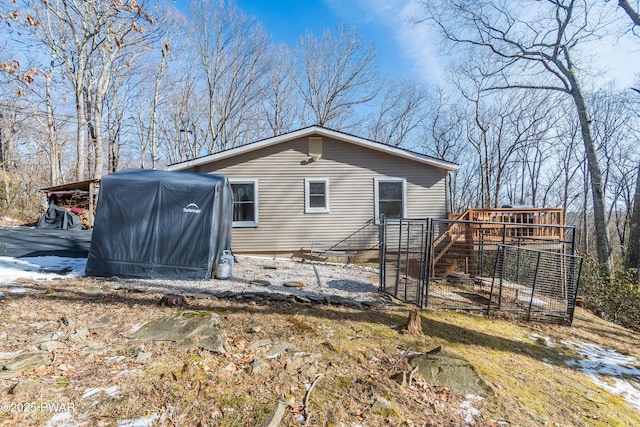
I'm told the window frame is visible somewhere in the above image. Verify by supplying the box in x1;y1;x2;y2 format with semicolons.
229;179;259;227
305;178;330;214
374;177;406;223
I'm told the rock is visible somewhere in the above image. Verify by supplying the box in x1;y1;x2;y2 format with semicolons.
250;358;270;374
370;396;400;417
135;352;152;362
198;331;227;354
130;311;220;342
35;332;62;343
39;341;67;351
295;295;312;303
60;316;77;327
89;315;112;329
408;351;494;397
259;400;286;427
83;286;104;297
249;338;273;351
284;352;322;373
8;379;41;396
247;326;262;334
0;351;23;360
307;295;326;304
2;352;51;371
390;371;408;388
265;342;298;359
159;294;188;308
283;281;304;288
343;299;364;309
251;279;272;287
69;327;90;343
0;331;7;340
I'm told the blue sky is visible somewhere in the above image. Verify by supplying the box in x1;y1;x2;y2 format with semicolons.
177;0;639;88
235;0;444;83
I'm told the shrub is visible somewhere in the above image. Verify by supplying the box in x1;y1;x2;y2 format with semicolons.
0;171;41;224
580;256;640;331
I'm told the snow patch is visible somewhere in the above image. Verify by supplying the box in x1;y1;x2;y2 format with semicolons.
563;340;640;410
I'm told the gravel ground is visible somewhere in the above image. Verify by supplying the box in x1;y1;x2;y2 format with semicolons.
115;255;383;303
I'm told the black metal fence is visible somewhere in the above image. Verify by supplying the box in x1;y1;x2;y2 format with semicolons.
379;217;582;324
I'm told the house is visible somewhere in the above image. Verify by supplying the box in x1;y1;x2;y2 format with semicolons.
167;126;459;256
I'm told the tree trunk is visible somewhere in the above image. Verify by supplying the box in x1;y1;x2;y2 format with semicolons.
568;76;612;277
625;162;640;277
45;72;62;185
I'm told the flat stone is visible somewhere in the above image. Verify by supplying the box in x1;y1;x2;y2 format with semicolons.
307;295;326;304
343;299;364;309
408;351;494;397
251;279;272;287
83;286;104;297
60;316;77;327
135;352;152;362
283;281;304;288
130;311;220;342
35;332;62;343
89;315;112;328
8;379;41;396
39;341;67;351
265;342;298;359
295;295;312;303
69;327;90;343
251;358;270;374
2;352;51;371
249;338;273;350
370;396;400;417
197;330;227;354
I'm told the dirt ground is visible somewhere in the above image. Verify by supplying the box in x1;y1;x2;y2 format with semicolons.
1;274;640;427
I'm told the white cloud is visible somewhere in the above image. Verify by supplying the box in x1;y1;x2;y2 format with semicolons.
325;0;446;83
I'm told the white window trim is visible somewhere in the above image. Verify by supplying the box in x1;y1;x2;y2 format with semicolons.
230;179;259;227
374;177;406;223
305;178;330;214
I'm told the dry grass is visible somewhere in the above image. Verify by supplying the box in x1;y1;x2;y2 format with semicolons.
1;276;639;426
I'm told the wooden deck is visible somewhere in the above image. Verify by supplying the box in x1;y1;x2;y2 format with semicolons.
434;208;566;278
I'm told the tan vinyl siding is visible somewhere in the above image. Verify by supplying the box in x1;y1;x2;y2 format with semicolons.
189;135;449;253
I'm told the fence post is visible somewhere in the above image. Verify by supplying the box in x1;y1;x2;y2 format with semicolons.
488;244;503;314
378;215;385;293
527;251;543;321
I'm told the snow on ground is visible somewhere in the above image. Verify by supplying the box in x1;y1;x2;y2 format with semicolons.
562;340;640;410
0;256;86;285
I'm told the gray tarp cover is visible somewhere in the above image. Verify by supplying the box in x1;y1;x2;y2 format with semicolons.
85;169;232;280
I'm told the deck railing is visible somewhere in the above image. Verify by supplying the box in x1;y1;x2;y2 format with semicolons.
450;208;565;242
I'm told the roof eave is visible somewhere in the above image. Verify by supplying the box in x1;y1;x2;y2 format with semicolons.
167;126;460;172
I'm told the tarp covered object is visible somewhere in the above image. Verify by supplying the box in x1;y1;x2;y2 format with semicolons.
85;169;232;280
36;203;82;230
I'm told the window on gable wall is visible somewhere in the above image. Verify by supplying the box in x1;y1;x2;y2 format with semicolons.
305;178;330;213
375;177;406;222
230;179;258;227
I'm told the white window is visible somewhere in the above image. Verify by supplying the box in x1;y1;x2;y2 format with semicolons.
230;179;258;227
305;178;330;213
375;177;406;222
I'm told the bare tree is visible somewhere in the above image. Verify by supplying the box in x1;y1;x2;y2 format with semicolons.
368;77;429;147
29;0;156;180
296;24;379;128
421;0;614;274
190;0;269;153
263;43;298;136
613;0;640;273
